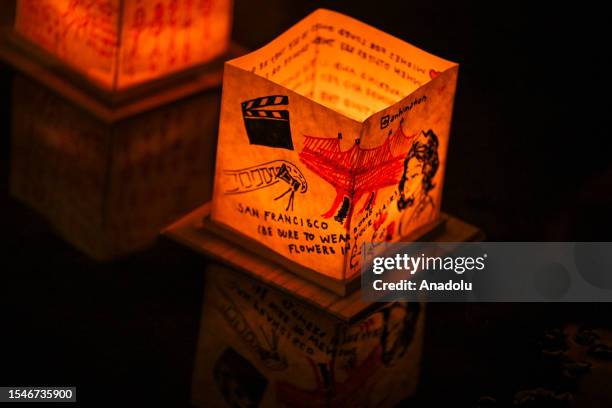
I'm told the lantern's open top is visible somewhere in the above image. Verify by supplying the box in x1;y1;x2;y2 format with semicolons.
228;8;456;123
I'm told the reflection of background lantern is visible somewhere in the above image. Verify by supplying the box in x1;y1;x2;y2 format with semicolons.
13;0;233;90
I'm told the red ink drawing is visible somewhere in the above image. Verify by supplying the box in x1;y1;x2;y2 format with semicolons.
373;211;388;231
299;126;416;227
385;221;395;241
276;347;381;407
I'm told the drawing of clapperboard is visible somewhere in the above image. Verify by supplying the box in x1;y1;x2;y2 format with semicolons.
241;95;294;150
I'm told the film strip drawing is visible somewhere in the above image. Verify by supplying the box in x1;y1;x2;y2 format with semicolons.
274;163;305;211
223;160;307;211
242;95;294;150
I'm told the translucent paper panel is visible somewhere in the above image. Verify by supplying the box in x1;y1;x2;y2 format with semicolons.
15;0;120;88
15;0;232;91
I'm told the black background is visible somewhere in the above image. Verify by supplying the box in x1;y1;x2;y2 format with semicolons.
1;1;611;406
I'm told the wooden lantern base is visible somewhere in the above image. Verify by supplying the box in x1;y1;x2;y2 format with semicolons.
203;214;447;296
164;203;484;314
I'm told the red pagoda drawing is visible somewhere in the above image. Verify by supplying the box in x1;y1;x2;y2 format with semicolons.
299;125;416;226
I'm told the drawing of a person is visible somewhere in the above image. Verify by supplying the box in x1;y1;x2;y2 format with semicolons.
213;347;268;408
397;129;439;235
380;303;421;366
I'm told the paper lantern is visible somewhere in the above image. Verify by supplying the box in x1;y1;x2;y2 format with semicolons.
10;73;219;259
191;263;425;408
13;0;233;90
211;9;459;293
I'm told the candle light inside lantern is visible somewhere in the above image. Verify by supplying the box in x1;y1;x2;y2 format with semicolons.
211;9;458;293
14;0;233;90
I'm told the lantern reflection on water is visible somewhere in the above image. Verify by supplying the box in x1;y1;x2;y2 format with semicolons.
164;195;483;407
14;0;233;90
191;263;425;408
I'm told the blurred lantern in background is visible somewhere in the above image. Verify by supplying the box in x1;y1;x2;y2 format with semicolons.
0;0;240;260
14;0;233;90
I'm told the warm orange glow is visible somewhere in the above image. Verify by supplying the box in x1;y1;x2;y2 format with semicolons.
10;73;220;260
211;9;459;285
14;0;233;90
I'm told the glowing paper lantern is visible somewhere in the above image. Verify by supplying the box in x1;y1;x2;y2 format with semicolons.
211;9;459;293
14;0;233;90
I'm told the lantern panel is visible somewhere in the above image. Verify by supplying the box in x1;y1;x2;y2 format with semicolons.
14;0;233;91
15;0;120;89
117;0;233;89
